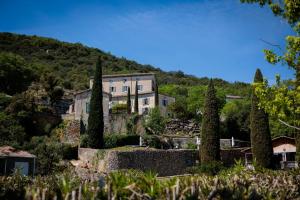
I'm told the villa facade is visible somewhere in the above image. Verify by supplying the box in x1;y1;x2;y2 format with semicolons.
68;73;175;127
91;73;175;116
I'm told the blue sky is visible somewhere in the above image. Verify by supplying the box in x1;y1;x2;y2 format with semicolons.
0;0;295;83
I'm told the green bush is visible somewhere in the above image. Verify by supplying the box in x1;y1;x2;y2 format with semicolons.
0;170;31;200
2;167;300;199
188;161;225;176
186;142;197;150
80;134;89;148
143;135;173;149
62;144;78;160
104;135;140;149
143;107;166;135
126;113;139;135
111;104;127;114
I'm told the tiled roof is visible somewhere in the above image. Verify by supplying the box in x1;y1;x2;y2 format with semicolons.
102;73;156;78
0;146;36;158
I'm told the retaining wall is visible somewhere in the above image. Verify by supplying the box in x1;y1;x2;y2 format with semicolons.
106;149;198;176
78;148;245;176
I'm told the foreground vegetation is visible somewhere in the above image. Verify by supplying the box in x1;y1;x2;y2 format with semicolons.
1;164;300;200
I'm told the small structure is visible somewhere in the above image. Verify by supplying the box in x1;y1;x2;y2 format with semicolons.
0;146;36;176
242;136;297;169
273;136;297;169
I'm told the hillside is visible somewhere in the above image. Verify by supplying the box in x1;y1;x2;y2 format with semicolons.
0;32;250;95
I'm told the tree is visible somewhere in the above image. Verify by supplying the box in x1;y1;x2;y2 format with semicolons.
134;81;139;114
41;74;64;106
0;52;36;95
250;69;273;168
241;0;300;161
200;79;220;164
0;112;25;147
144;107;166;135
221;99;251;141
87;57;104;149
155;83;159;107
127;87;131;114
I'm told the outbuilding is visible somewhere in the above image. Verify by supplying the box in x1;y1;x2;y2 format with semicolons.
0;146;36;176
242;136;297;169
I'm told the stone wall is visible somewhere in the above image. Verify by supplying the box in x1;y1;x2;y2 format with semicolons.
106;149;198;176
61;120;80;144
77;148;246;176
106;114;145;135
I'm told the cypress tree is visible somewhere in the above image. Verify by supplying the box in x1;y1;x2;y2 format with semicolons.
200;79;220;164
155;83;159;107
127;87;131;114
250;69;273;168
87;56;104;149
134;81;139;113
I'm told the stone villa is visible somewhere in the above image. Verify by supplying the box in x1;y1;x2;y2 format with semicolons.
66;73;175;126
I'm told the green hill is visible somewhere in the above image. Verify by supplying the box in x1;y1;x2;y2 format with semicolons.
0;32;250;95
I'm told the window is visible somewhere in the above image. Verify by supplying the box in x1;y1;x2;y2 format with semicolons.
137;85;143;91
15;162;29;175
122;86;128;92
86;102;90;113
162;99;168;106
109;86;116;93
143;98;149;105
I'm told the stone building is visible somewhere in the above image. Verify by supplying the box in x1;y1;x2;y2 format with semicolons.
90;73;175;116
66;73;175;129
71;89;111;127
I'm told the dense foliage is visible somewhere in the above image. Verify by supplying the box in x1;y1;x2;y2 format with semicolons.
143;107;166;135
250;69;273;169
0;52;36;95
240;0;300;161
1;166;300;199
0;32;251;90
200;80;220;164
87;57;104;149
221;100;251;140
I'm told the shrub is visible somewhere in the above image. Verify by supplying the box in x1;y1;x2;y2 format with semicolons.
80;134;89;148
126;113;139;135
61;144;78;160
143;107;166;135
24;136;62;175
188;161;225;176
143;135;172;149
186;142;197;150
104;135;139;149
111;103;127;114
0;170;31;200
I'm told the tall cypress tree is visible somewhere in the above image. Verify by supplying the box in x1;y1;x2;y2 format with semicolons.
250;69;273;168
155;82;159;107
134;81;139;114
127;87;131;114
200;79;220;164
87;56;104;149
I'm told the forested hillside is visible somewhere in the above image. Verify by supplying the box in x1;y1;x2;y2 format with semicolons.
0;32;250;96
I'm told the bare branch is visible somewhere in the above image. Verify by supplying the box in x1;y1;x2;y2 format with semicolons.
278;119;300;130
259;38;282;50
